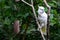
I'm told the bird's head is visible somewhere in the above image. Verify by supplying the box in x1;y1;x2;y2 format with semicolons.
38;6;45;14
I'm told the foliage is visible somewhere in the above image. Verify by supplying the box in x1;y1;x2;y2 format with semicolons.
0;0;59;40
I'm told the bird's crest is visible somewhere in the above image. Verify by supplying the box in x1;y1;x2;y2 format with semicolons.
38;5;44;10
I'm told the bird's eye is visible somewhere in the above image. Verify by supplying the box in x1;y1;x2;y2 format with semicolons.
40;9;43;10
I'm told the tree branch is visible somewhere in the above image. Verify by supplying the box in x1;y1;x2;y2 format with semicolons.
21;0;46;40
43;0;50;8
31;0;33;5
31;3;46;40
43;0;51;40
43;0;51;15
22;0;32;7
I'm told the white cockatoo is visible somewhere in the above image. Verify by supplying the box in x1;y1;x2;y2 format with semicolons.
37;6;47;35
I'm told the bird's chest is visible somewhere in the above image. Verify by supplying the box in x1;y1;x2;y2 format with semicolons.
38;15;47;23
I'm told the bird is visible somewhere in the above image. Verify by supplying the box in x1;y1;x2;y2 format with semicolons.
37;6;47;35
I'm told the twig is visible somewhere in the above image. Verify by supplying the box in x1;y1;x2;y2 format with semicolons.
22;0;32;7
43;0;50;8
23;23;28;40
21;0;46;40
43;0;51;15
43;0;51;40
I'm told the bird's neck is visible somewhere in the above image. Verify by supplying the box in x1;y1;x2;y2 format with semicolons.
40;12;45;14
38;12;45;17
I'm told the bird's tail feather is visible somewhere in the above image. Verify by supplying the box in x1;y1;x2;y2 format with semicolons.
41;26;47;35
